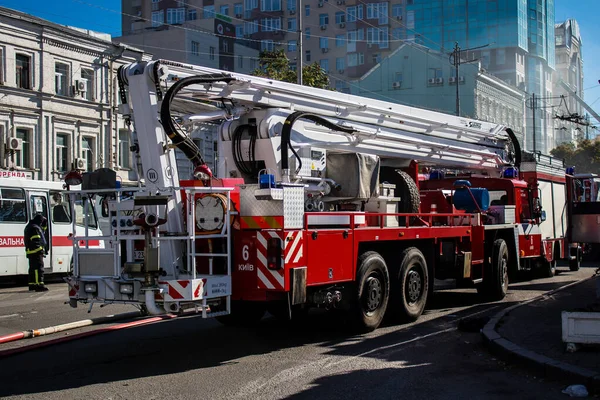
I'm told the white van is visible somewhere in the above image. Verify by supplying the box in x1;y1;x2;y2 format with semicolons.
0;177;103;279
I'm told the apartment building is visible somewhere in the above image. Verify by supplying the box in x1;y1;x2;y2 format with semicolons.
0;7;148;182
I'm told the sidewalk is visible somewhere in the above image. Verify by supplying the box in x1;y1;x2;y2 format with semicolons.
483;273;600;393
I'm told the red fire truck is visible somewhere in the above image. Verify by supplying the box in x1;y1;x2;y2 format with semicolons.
63;60;581;332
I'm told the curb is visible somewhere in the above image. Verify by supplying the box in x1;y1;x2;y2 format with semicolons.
482;275;600;393
0;314;176;359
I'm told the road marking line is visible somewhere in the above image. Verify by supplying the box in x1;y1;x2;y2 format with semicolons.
0;313;19;320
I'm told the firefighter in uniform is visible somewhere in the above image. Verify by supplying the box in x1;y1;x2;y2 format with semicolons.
24;214;49;292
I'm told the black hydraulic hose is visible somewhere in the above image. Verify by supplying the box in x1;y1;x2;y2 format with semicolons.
280;111;357;172
505;127;522;168
160;73;235;167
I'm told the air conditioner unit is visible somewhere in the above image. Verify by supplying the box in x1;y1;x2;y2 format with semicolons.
75;157;87;171
336;0;345;4
449;77;456;83
339;22;345;28
392;81;401;88
318;1;323;7
458;76;465;82
321;48;329;53
6;137;22;151
338;69;345;74
396;15;402;20
236;13;242;18
289;9;296;14
76;80;86;92
367;43;373;48
435;77;443;84
428;78;435;84
320;25;327;30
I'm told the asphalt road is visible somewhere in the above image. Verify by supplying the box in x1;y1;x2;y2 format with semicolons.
0;265;596;399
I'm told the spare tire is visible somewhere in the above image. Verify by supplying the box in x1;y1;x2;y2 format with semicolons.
379;167;420;224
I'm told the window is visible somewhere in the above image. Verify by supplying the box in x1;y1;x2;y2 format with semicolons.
319;37;328;49
81;69;94;101
288;18;297;31
191;41;200;56
305;5;310;16
187;9;197;20
336;34;345;47
0;48;4;83
336;57;345;71
392;4;402;18
167;8;185;24
305;27;311;39
347;6;357;22
152;0;160;11
209;46;215;60
74;197;98;229
287;0;296;11
234;3;243;15
204;6;215;18
15;128;31;169
219;5;230;15
118;130;130;169
82;137;95;172
50;192;71;224
236;25;244;37
151;10;164;26
56;133;69;172
335;12;345;24
238;55;244;69
288;40;297;52
244;20;259;34
0;188;27;223
306;50;311;62
16;54;31;89
261;0;281;11
428;68;442;80
55;62;69;96
319;59;329;72
261;40;275;51
319;14;329;25
260;17;281;32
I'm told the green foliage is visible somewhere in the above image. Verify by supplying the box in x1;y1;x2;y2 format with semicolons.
251;49;330;89
550;139;600;174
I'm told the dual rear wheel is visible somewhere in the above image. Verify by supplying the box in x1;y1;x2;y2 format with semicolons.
351;248;429;332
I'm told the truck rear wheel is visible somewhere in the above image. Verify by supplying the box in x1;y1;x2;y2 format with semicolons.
542;257;557;277
351;251;390;332
390;247;429;321
569;248;581;271
479;239;509;301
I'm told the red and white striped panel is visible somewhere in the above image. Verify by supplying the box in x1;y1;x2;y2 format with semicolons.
256;231;304;290
162;279;204;301
284;231;303;264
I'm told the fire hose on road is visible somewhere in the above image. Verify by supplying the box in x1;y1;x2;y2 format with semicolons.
0;311;177;358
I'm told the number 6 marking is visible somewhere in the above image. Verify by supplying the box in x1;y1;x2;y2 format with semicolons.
242;245;249;261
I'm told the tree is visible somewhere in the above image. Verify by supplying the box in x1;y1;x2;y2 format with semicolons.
251;49;330;89
550;139;600;174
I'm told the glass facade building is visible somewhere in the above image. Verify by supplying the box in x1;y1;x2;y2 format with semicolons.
406;0;556;153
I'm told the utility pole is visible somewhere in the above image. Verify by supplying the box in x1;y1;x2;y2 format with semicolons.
297;0;303;85
450;42;460;116
448;42;490;117
530;93;537;152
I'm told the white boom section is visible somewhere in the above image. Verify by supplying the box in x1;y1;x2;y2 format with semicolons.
154;59;516;172
120;62;185;273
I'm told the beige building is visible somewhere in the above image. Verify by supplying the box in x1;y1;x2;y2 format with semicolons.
0;7;149;182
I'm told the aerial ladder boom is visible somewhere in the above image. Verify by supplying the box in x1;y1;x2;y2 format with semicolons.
125;59;521;183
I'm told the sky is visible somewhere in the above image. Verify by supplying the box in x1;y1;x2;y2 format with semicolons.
3;0;600;123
